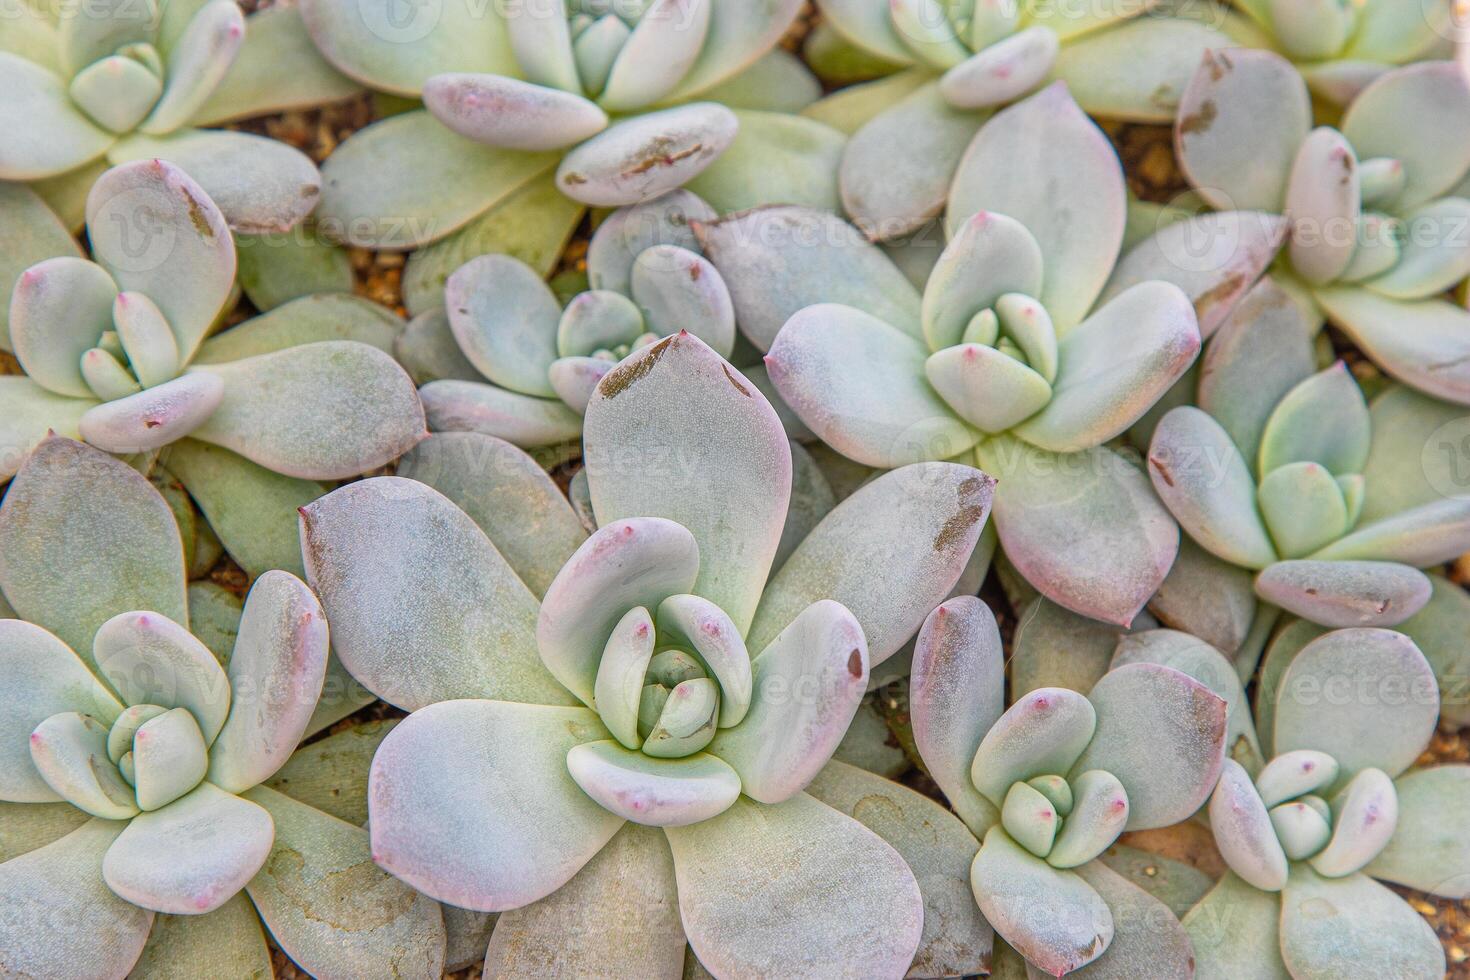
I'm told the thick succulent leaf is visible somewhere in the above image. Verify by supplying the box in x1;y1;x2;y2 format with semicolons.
971;826;1112;976
1340;62;1470;210
703;48;821;112
1258;362;1369;475
419;380;583;448
300;477;569;710
136;0;244;135
128;892;270;978
1149;537;1257;655
297;0;517;96
102;782;273;914
1343;0;1446;62
1366;765;1470;898
396;432;587;599
940;27;1056;109
1309;497;1470;567
260;719;395;825
404;174;585;315
970;687;1095;806
808;760;992;979
1398;575;1470;730
695;205;922;350
656;595;751;728
1209;758;1288;891
1051;15;1236;124
0;820;153;977
1255;560;1431;628
629;246;735;356
1197;277;1316;465
394;309;481;384
368;699;620;912
483;824;684;977
566;742;740;827
926;342;1053;434
187;342;425;479
922;211;1044;351
910;597;1005;834
981;438;1178;626
750;463;993;663
1182;872;1292;980
555;103;737;207
86;159;234;362
839;82;986;241
93;611;229;742
195;294;399;363
665;793;923;978
777;306;978;467
1313;288;1470;406
0;54;112;180
1102;211;1289;339
1283;128;1360;285
1013;282;1199;452
28;712;137;819
1279;867;1445;979
1071;662;1227;830
811;0;914;64
0;436;187;659
1053;860;1197;979
424;74;607;151
586;189;715;295
207;573;328;793
947;82;1124;332
444;254;559;398
1045;770;1129;870
663;0;804;101
583;333;791;636
1364;197;1470;300
190;5;362;125
241;785;446;977
710;600;867;804
77;372;225;454
0;378;93;482
9;256;116;398
1174;48;1309;211
163;441;325;580
316;111;557;250
0;182;82;349
1147;406;1276;569
1010;597;1127;698
130;707;209;811
685;110;844;215
1272;628;1437;782
801;67;928;133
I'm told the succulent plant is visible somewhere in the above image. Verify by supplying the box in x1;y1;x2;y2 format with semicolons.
700;84;1204;626
1176;625;1470;978
1125;49;1470;404
908;597;1228;975
298;331;997;975
0;437;446;978
1147;279;1470;653
1;159;424;491
808;0;1247;238
299;0;825;250
0;0;357;233
1224;0;1454;104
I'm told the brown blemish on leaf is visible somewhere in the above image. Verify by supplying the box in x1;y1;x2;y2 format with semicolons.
847;648;863;678
562;173;588;185
721;364;750;397
624;142;705;177
598;334;674;399
1149;455;1175;487
934;497;987;552
1178;100;1217;136
182;187;215;240
1193;273;1245;323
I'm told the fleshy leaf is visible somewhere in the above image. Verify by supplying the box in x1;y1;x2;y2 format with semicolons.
1364;197;1470;300
299;477;570;710
444;254;560;398
195;294;399;363
419;380;583;448
1209;758;1288;891
0;54;113;180
9;256;117;398
1254;560;1431;628
1183;872;1291;979
1061;859;1198;978
424;74;608;150
1279;867;1445;979
1313;288;1470;406
93;610;230;742
1340;61;1470;210
1148;537;1258;655
368;699;620;912
970;688;1095;806
127;892;271;978
922;210;1044;351
587;189;715;295
566;741;740;827
78;372;225;453
555;103;738;207
1259;362;1370;476
1367;765;1470;898
0;182;83;349
665;793;923;979
29;713;138;819
583;333;791;636
940;26;1057;109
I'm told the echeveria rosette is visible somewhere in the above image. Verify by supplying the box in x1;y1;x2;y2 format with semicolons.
300;0;807;249
812;0;1245;239
1225;0;1454;104
300;332;998;975
0;437;446;978
1147;295;1470;641
0;0;354;234
0;159;425;490
721;84;1201;626
908;597;1227;976
1144;49;1470;404
1177;626;1469;978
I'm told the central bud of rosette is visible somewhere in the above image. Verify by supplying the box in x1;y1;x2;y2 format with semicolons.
921;212;1061;434
1211;752;1399;891
536;517;756;827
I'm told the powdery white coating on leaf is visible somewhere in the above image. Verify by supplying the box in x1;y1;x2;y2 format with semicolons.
1340;61;1470;211
806;759;993;979
1182;871;1292;980
101;781;274;915
1366;764;1470;898
9;256;118;398
708;599;867;805
1279;866;1445;979
28;712;138;820
79;372;226;454
922;210;1044;351
424;74;609;151
599;0;713;111
1254;560;1431;628
665;792;923;979
444;254;561;398
483;823;685;977
130;707;209;811
0;54;114;181
555;103;738;208
749;463;994;664
0;819;154;977
970;688;1095;807
207;572;329;793
910;596;1005;835
368;699;620;913
0;620;122;802
566;742;741;827
299;477;569;711
655;593;752;728
583;332;791;636
419;379;584;448
1147;537;1258;654
1071;662;1227;830
1209;759;1289;891
92;610;231;743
